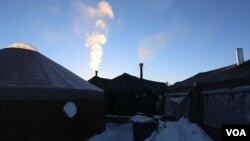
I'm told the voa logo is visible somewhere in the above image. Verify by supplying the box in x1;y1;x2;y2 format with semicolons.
226;129;246;136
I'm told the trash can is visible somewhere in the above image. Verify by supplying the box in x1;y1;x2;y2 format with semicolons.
132;119;156;141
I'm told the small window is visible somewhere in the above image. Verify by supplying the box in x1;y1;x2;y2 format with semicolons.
63;102;77;118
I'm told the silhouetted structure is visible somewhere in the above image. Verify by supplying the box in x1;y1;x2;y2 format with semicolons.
164;60;250;140
89;73;167;116
0;46;105;141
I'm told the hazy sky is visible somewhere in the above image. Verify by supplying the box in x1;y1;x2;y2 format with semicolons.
1;0;250;84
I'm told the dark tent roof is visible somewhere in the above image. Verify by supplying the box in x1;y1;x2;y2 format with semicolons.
111;73;152;91
109;73;167;93
89;73;167;93
0;48;102;91
88;76;111;90
143;77;168;94
167;60;250;93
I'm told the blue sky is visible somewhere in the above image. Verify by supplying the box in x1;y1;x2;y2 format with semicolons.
0;0;250;84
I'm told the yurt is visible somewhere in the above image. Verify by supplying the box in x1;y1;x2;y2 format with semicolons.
0;43;105;141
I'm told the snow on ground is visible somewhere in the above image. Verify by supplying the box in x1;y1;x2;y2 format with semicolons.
146;118;213;141
87;123;133;141
87;118;213;141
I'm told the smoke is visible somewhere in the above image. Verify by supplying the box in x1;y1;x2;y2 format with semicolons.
138;33;167;63
96;19;107;29
86;32;107;70
74;0;114;71
97;1;114;19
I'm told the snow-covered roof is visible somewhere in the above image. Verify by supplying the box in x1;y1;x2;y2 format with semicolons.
7;43;38;52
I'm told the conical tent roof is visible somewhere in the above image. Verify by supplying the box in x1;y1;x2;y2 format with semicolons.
0;45;101;92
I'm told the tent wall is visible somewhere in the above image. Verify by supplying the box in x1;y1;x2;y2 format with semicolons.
108;91;156;116
0;89;105;141
165;86;250;128
164;61;250;140
164;94;190;118
203;91;250;129
164;85;250;141
89;73;166;116
189;85;204;125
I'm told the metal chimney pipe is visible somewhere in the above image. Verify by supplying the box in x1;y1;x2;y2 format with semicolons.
139;63;143;79
236;48;244;65
95;70;98;77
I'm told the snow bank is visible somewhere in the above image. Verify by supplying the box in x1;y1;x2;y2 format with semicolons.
146;118;213;141
87;123;133;141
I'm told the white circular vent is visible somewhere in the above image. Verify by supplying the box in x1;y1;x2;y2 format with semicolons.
7;43;38;52
63;102;77;118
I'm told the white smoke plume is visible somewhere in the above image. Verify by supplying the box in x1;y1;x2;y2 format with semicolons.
86;32;107;70
138;33;167;63
74;0;114;71
96;19;107;29
97;1;114;19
